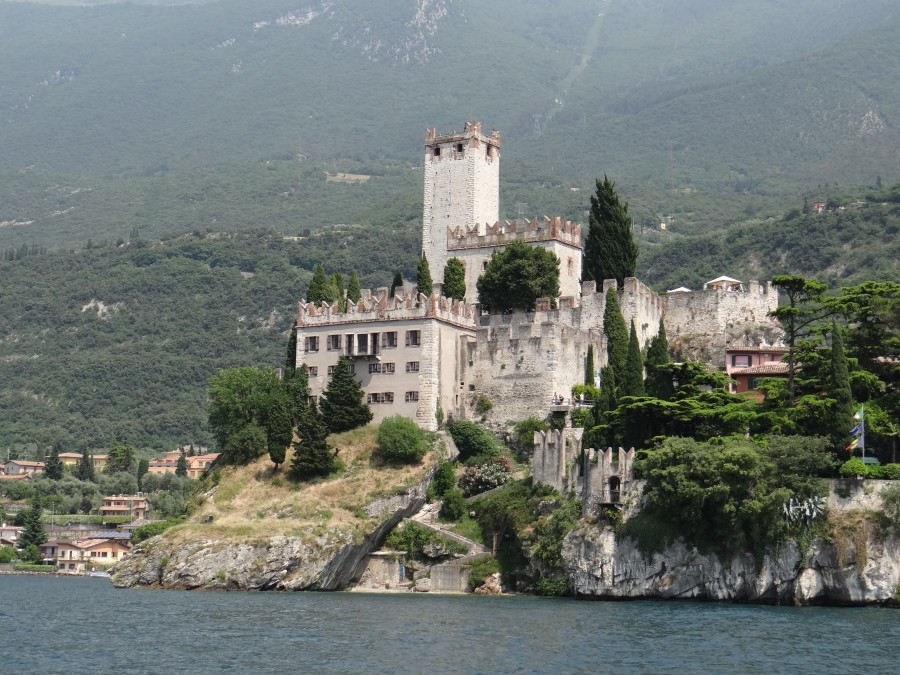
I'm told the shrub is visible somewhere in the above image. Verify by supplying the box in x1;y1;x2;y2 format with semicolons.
534;575;570;597
882;484;900;532
474;394;493;416
511;416;548;458
439;488;467;521
0;545;17;563
385;521;467;559
131;517;185;544
467;556;500;591
570;407;594;429
376;416;428;464
839;458;870;478
458;456;513;497
432;462;456;498
448;420;501;462
883;464;900;480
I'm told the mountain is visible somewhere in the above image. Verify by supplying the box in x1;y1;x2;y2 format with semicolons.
2;0;900;252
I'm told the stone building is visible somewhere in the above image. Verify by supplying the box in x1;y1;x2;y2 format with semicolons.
295;121;782;431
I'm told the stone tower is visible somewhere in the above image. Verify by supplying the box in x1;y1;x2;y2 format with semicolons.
421;121;501;286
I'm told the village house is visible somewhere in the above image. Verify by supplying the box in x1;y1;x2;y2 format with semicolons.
0;522;24;546
1;460;45;477
725;345;790;400
57;452;108;471
41;534;132;574
147;449;220;479
99;494;148;520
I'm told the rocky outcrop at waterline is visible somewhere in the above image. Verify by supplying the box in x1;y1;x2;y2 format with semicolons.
563;481;900;606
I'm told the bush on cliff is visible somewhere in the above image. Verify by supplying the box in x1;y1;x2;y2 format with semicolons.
375;416;427;465
447;420;501;463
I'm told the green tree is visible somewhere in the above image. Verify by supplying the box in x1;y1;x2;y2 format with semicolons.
76;447;95;482
319;356;373;434
20;500;47;549
585;344;595;386
582;175;638;287
390;270;403;298
828;326;854;454
207;367;293;466
106;442;136;475
443;257;466;301
291;400;333;480
769;275;829;405
175;451;188;477
376;416;428;464
622;320;645;397
603;286;628;384
347;270;362;303
306;264;330;304
476;240;560;312
44;444;63;481
331;272;346;311
416;253;433;298
644;320;674;400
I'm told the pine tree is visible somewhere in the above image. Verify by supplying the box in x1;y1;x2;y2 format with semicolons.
44;444;63;481
582;175;638;287
585;344;595;386
291;400;333;480
443;257;466;301
645;320;674;400
390;271;403;298
622;320;645;397
603;286;628;385
416;253;433;298
829;325;854;453
20;500;47;548
175;451;188;477
347;270;362;303
307;264;329;304
320;356;373;434
76;447;95;482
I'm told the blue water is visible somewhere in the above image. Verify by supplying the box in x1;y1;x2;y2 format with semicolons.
1;576;897;673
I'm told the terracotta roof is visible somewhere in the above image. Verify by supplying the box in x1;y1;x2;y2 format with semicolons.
726;346;788;354
4;460;45;468
734;364;789;376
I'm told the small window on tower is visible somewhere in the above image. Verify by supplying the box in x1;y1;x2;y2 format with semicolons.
486;145;492;159
456;143;463;153
433;147;440;157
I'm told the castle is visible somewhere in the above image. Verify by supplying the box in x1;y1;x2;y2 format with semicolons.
295;122;780;431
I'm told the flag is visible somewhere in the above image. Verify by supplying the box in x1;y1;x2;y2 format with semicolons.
845;437;860;452
853;405;864;421
850;423;863;437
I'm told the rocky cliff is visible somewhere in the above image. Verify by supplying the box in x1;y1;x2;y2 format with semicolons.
563;480;900;606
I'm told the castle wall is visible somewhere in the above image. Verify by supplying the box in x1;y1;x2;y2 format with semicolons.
663;281;781;365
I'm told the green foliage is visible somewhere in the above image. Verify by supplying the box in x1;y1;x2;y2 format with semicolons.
131;516;185;545
306;264;330;304
447;420;501;463
583;175;638;286
347;271;362;303
390;271;403;298
474;394;493;416
476;241;560;312
44;445;63;481
291;401;334;481
585;343;595;386
511;417;548;459
106;442;137;475
376;416;428;465
76;447;95;483
385;521;467;559
432;462;457;498
416;253;433;298
175;451;188;477
881;484;900;532
458;456;513;497
439;488;467;521
0;546;16;563
443;257;466;301
622;319;645;397
603;286;628;385
828;327;854;453
467;556;501;591
20;502;47;549
223;422;267;466
644;320;674;400
320;356;373;434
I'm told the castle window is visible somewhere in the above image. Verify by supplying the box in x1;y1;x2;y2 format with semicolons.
307;366;318;377
357;334;369;354
406;361;419;373
383;362;395;374
304;336;319;352
368;363;380;374
433;147;440;157
367;392;395;404
486;145;492;159
328;363;355;376
456;143;463;154
405;391;419;402
406;330;421;347
327;335;341;351
383;331;398;348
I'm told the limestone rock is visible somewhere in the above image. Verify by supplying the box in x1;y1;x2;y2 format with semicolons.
474;572;502;595
414;577;432;592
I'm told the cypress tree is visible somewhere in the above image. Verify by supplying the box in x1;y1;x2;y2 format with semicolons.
829;325;854;453
45;444;63;481
582;175;638;287
585;344;596;386
331;273;346;311
320;356;373;434
645;320;674;400
291;400;333;480
175;451;188;477
622;320;645;397
307;265;329;304
416;253;433;298
390;271;403;298
20;500;47;548
603;286;628;384
443;257;466;301
285;326;298;376
76;447;95;482
347;270;362;303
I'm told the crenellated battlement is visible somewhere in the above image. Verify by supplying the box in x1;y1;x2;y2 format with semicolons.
532;428;584;495
425;121;501;149
447;215;581;250
297;288;476;328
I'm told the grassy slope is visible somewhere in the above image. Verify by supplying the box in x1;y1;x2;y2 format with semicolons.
165;425;434;545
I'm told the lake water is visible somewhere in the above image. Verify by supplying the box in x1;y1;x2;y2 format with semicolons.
1;576;898;673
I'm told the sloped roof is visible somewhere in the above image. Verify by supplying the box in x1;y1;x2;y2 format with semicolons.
667;286;692;294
